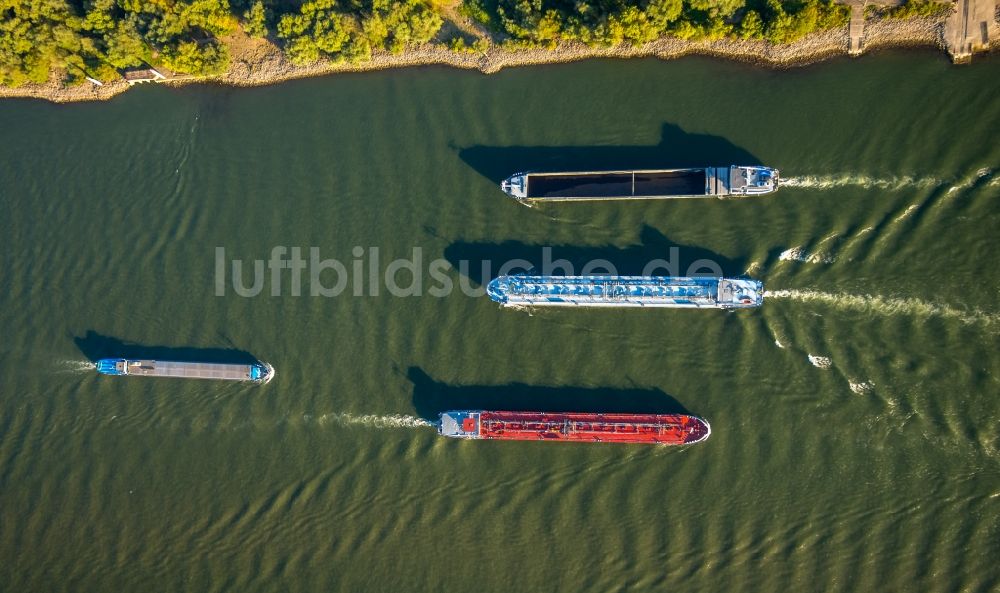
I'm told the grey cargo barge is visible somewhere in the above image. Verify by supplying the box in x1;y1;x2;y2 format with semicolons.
96;358;274;383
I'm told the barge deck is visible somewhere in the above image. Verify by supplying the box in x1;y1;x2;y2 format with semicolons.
96;359;274;383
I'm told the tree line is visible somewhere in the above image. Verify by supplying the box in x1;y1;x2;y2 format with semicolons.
0;0;445;85
489;0;851;46
1;0;236;85
3;0;939;87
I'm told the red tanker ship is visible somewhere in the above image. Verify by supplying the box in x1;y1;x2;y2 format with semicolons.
437;410;710;445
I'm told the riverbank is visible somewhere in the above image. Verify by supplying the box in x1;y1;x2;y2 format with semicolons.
0;12;992;104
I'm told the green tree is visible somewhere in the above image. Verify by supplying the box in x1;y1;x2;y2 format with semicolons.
243;0;269;37
364;0;444;52
181;0;237;37
277;0;356;64
0;0;86;86
884;0;951;18
646;0;684;29
762;0;793;42
760;0;845;43
737;9;763;39
103;21;148;68
162;38;230;74
685;0;745;18
82;0;116;35
670;19;704;39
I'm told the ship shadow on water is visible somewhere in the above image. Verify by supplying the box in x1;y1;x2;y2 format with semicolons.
73;331;261;365
408;368;692;420
444;225;749;286
457;122;763;183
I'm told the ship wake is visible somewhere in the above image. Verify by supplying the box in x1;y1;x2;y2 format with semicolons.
781;167;998;193
946;167;994;194
765;290;999;329
778;246;837;264
780;174;942;190
55;360;96;373
807;354;832;369
317;413;434;429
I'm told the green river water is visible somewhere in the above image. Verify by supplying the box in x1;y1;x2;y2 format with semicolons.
0;51;998;592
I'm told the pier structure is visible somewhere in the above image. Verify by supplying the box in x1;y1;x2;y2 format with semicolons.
944;0;998;61
849;2;866;54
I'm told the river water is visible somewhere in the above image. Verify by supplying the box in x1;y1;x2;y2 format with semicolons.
0;51;998;592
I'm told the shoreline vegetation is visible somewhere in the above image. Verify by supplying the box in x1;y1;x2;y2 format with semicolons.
0;0;994;103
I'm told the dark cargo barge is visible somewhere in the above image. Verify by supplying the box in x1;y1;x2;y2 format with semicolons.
501;166;778;202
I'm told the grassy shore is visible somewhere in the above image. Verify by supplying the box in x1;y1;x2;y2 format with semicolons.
0;11;989;104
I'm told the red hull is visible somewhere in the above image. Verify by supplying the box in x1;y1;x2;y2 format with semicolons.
475;411;709;444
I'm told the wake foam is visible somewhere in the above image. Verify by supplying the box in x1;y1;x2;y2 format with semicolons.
778;246;836;264
780;174;942;190
893;204;919;223
317;413;434;429
849;380;874;395
808;354;832;369
778;233;840;264
55;360;96;373
765;290;999;329
781;168;997;193
947;168;993;194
